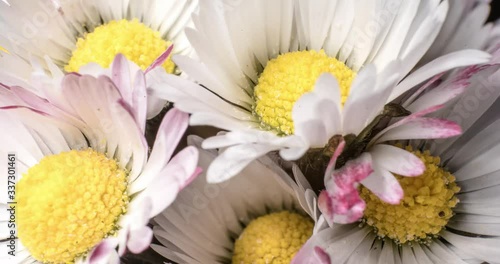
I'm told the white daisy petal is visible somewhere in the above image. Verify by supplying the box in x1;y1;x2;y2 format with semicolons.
361;165;403;205
127;226;154;254
447;214;500;236
206;143;280;183
391;49;491;101
441;231;500;263
370;144;425;177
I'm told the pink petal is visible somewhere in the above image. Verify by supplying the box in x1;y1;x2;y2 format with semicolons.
130;108;189;193
319;153;373;225
131;70;147;132
145;44;174;74
375;117;462;142
127;226;154;254
88;238;119;264
371;104;458;144
139;146;201;217
111;54;133;104
314;246;331;264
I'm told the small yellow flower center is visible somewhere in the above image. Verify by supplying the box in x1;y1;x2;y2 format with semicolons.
360;147;461;244
232;211;313;264
253;50;356;135
65;19;175;73
16;149;129;263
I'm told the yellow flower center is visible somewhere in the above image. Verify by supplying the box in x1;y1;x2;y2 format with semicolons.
65;19;175;73
16;149;129;263
360;147;461;244
253;50;356;135
232;211;313;264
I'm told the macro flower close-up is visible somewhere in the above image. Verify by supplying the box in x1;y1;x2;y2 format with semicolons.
151;0;490;188
0;61;200;263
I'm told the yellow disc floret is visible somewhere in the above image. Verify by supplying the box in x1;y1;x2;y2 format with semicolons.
253;50;356;135
16;149;129;263
232;211;313;264
65;19;175;73
360;147;461;244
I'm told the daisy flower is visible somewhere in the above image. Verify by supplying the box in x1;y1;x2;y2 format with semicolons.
0;64;200;263
292;33;500;264
151;0;490;184
151;135;320;264
0;0;198;118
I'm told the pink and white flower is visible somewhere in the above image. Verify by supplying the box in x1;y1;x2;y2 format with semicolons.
0;60;200;263
293;23;500;264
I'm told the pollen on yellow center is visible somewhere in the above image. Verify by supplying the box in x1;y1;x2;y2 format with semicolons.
360;147;461;244
16;149;129;263
253;50;356;135
232;211;313;264
65;19;175;73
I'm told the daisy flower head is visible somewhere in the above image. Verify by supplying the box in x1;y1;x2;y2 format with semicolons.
151;135;321;264
0;63;200;263
0;0;198;118
152;0;490;184
292;34;500;264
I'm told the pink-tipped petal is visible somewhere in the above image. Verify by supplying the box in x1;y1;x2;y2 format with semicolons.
319;153;373;225
145;45;174;74
130;108;189;193
138;146;201;218
376;117;462;143
371;104;456;145
88;238;119;264
314;246;331;264
127;226;154;254
111;54;133;103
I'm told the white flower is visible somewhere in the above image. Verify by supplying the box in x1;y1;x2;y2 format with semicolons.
0;0;198;118
292;34;500;264
0;62;200;263
151;0;489;184
151;136;320;264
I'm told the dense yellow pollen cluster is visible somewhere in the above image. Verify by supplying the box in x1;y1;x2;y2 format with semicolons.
253;50;356;135
65;19;175;73
232;211;313;264
16;149;129;263
360;147;460;244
